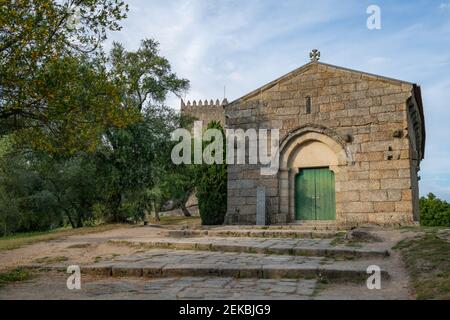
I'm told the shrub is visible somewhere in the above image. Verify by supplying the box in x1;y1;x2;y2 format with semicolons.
419;193;450;227
196;121;227;225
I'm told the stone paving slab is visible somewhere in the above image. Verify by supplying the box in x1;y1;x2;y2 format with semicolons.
110;237;390;258
23;249;389;282
173;223;338;231
159;229;338;239
0;227;412;300
0;272;318;300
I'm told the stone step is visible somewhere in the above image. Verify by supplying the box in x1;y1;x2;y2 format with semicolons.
188;223;339;231
22;249;390;283
109;238;389;259
158;229;339;239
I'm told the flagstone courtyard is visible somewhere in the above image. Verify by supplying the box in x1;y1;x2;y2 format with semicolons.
0;224;418;299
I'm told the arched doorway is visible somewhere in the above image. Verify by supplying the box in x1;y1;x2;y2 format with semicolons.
278;127;349;223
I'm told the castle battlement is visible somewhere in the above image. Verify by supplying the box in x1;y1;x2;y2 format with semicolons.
181;98;228;108
180;98;227;126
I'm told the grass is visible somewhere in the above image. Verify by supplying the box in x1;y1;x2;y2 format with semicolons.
330;236;363;248
0;268;32;288
91;253;120;263
394;228;450;300
0;224;132;252
311;279;328;297
34;256;68;265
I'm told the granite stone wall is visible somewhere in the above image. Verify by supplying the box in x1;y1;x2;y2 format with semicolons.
224;62;423;228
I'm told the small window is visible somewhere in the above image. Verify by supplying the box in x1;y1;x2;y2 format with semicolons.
306;96;312;114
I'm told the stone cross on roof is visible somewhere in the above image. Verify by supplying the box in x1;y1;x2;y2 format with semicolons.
310;49;320;62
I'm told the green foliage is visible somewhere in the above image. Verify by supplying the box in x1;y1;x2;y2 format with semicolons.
96;106;183;222
0;146;60;235
156;114;198;217
0;0;135;154
110;40;189;110
419;193;450;227
0;268;32;287
13;55;140;154
0;2;193;235
0;142;105;234
196;121;227;225
89;40;189;222
1;113;185;233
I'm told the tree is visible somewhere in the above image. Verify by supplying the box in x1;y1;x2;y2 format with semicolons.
159;169;196;218
419;193;450;227
0;138;105;232
195;121;227;225
0;141;64;235
109;40;189;110
36;154;104;228
97;106;183;222
0;3;195;233
95;40;189;222
12;55;139;153
156;114;198;218
0;0;135;153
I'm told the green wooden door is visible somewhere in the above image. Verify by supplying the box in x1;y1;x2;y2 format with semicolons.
295;169;316;220
295;168;336;221
315;168;336;220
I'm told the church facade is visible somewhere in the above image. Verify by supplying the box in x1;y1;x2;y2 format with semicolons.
181;52;425;228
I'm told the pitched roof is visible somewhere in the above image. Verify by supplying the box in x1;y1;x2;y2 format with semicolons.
229;61;414;105
226;60;426;159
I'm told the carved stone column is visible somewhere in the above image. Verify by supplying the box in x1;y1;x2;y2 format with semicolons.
289;168;298;222
278;168;289;221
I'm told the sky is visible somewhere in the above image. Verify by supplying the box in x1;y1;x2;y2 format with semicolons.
105;0;450;201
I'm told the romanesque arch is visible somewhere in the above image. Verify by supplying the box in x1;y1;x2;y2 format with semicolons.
278;125;349;222
279;125;350;168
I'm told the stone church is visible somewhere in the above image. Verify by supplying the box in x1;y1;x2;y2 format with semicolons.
181;51;425;228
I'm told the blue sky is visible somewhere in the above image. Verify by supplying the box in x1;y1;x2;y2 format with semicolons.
106;0;450;201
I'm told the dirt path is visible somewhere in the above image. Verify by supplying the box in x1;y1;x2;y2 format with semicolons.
0;226;163;271
0;226;418;300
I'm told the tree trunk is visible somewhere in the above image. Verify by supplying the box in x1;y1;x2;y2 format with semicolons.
181;202;191;217
65;210;76;229
108;191;122;223
180;189;193;217
153;202;161;222
76;214;84;228
143;209;149;225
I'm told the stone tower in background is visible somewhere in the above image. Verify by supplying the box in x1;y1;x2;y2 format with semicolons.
180;99;228;126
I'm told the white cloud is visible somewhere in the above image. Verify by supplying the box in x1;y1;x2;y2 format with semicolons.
106;0;357;108
104;0;450;200
367;56;391;65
